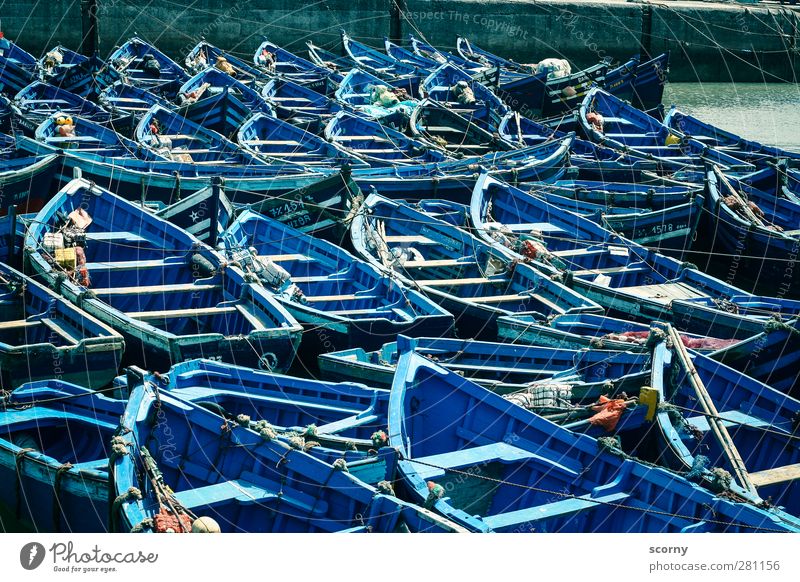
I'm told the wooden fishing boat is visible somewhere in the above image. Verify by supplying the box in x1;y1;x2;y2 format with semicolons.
389;350;800;532
253;39;340;91
536;184;705;251
221;209;453;354
184;41;267;83
175;67;273;130
409;100;514;156
649;329;800;516
98;81;170;120
325;110;448;166
0;262;124;390
24;177;303;371
34;112;162;160
38;46;118;99
261;77;344;134
238;112;366;168
471;173;800;337
384;38;441;71
0;37;38;95
143;358;397;482
629;52;670;111
663;105;800;164
306;40;358;72
580;88;756;173
333;67;418;118
350;192;602;338
0;133;60;216
703;166;800;297
455;37;533;73
342;32;419;79
134;104;267;166
107;36;189;97
110;371;463;533
319;334;650;393
154;179;233;246
419;63;508;128
408;34;491;77
0;380;125;532
11;81;120;135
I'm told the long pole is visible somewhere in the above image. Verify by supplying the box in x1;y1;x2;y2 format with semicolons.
80;0;99;56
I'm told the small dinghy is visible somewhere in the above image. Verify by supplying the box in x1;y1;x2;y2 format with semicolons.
649;328;800;517
0;380;125;531
98;81;170;119
12;81;118;135
238;112;365;168
0;262;124;390
135;104;267;166
420;62;508;126
261;77;344;134
319;334;650;394
389;350;800;532
410;99;515;156
184;41;267;83
0;132;60;215
384;38;441;71
107;36;189;96
253;39;339;91
24;178;303;371
38;45;114;98
342;31;419;79
350;192;602;338
326;110;448;166
0;36;38;95
221;209;453;354
110;372;463;532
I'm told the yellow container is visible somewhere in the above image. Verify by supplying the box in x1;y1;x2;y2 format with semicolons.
54;247;77;270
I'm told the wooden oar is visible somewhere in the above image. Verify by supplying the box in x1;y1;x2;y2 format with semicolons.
713;165;767;228
664;324;757;495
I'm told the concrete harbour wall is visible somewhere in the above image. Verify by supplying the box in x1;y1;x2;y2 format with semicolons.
1;0;798;82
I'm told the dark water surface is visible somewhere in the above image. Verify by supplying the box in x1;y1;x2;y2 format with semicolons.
663;83;800;151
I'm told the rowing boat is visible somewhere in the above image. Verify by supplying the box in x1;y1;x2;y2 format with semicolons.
350;192;602;338
389;350;799;532
319;334;650;394
261;77;344;134
238;112;366;168
455;37;532;73
419;62;508;128
24;177;303;371
342;32;419;79
253;39;340;91
154;179;233;246
184;41;267;83
0;380;124;531
107;36;189;97
333;67;418;117
471;173;799;336
0;262;124;390
222;208;454;354
580;88;756;173
0;37;37;95
98;81;170;120
384;38;441;71
110;371;463;532
38;46;114;98
326;110;448;166
407;34;489;76
409;100;514;156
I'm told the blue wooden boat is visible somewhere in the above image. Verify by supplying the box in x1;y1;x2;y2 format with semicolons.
0;262;124;390
34;112;162;160
261;77;344;134
702;166;800;297
455;37;533;74
0;380;125;532
580;88;756;173
38;46;116;99
221;209;453;353
536;184;705;251
143;358;397;482
135;104;267;166
333;68;417;114
253;39;340;91
175;67;273;128
238;112;366;168
107;37;189;97
11;81;119;135
408;35;491;77
389;351;800;532
319;334;650;394
111;372;463;532
154;179;233;246
184;41;267;83
350;192;602;338
326;110;448;166
383;38;441;72
409;100;514;156
0;36;37;95
663;105;800;164
649;330;800;516
0;133;60;215
24;177;303;371
629;52;670;111
471;173;799;336
97;81;170;120
419;62;508;127
342;32;419;79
